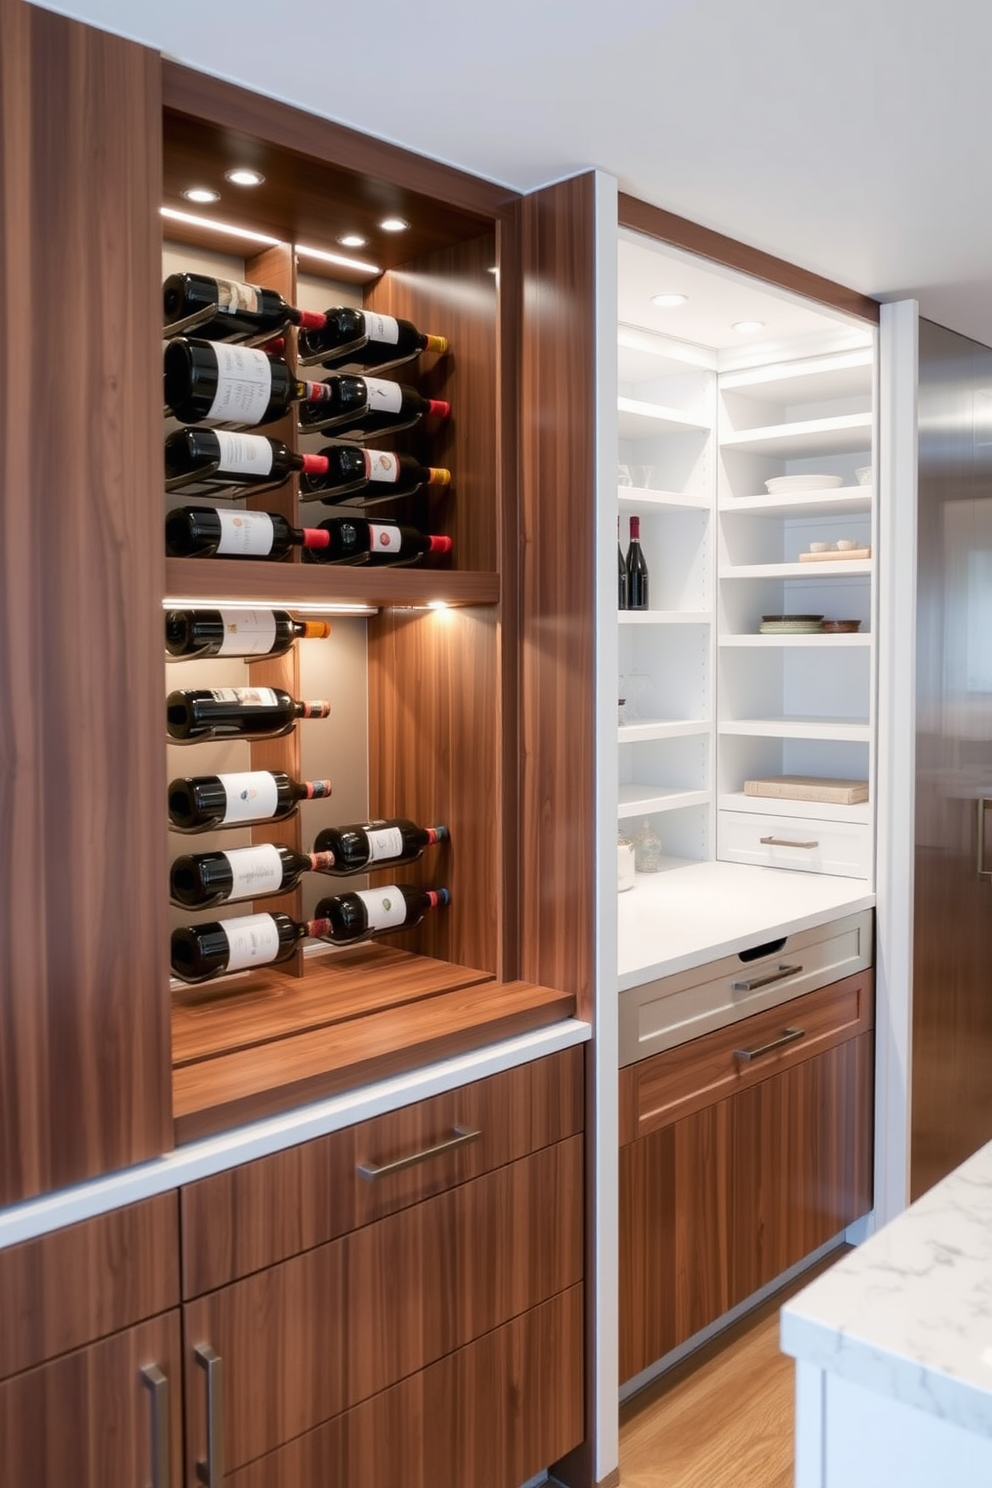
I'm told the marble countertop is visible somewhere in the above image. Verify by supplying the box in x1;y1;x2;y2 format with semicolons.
618;860;875;990
781;1140;992;1437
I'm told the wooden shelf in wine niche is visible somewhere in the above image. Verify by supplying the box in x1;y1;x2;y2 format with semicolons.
164;558;500;610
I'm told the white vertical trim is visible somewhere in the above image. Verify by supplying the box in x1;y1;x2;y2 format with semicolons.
873;299;919;1226
794;1360;827;1488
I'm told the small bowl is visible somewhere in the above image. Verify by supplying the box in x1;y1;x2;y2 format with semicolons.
821;619;862;633
834;538;857;551
855;466;873;486
808;541;829;553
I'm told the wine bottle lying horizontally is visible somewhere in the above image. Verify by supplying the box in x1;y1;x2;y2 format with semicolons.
165;506;333;560
163;272;327;343
164;608;329;660
312;819;448;873
303;519;451;567
297;374;449;439
297;308;447;374
164;339;338;428
299;447;450;504
166;687;330;742
168;770;331;833
313;885;450;944
170;843;336;909
165;428;331;495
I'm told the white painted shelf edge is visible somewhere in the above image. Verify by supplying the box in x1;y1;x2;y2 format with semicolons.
618;486;711;510
718;717;871;741
718;486;871;516
618;719;710;741
719;411;873;448
619;610;711;625
618;395;711;435
718;632;872;647
718;560;873;579
618;787;710;817
718;791;872;824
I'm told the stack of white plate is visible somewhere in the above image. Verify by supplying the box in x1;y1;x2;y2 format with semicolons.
765;474;844;495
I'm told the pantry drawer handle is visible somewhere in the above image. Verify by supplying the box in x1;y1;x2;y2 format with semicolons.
358;1125;481;1181
732;962;802;993
759;835;819;849
140;1364;169;1488
735;1027;805;1062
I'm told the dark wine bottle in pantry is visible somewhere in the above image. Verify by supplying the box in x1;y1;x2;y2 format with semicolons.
298;446;450;502
303;518;450;567
163;272;328;342
171;911;330;984
163;338;338;427
166;687;330;742
311;819;448;873
164;608;330;659
165;506;332;560
618;516;628;610
169;843;336;908
168;770;331;832
625;513;649;611
297;374;450;438
312;885;450;944
164;427;330;494
298;307;447;373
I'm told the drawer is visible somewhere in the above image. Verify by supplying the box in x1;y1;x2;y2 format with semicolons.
619;908;872;1066
620;969;874;1144
0;1192;180;1381
718;809;870;878
182;1136;584;1476
181;1045;583;1296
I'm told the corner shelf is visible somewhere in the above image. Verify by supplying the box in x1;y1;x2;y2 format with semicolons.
718;717;870;742
718;412;872;457
618;786;710;818
618;397;711;439
619;720;709;743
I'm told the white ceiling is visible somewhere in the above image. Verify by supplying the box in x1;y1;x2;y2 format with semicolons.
36;0;992;347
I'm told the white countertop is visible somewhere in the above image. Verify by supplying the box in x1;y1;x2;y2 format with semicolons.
618;860;875;990
781;1139;992;1438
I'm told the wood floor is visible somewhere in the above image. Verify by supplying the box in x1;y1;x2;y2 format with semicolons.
618;1250;844;1488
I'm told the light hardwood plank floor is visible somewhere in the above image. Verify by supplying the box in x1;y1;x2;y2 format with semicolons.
619;1251;844;1488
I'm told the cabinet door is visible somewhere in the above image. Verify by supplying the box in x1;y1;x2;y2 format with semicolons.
0;1311;183;1488
0;0;170;1204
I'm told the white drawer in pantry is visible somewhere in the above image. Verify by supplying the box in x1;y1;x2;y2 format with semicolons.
619;909;874;1065
718;809;870;879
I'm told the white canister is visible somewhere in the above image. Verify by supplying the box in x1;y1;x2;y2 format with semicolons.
618;837;636;892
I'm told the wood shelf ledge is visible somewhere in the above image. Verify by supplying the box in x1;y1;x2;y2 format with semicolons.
165;557;501;608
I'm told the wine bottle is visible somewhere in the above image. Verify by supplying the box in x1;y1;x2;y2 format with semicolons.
618;517;628;610
164;428;330;494
166;687;330;742
163;272;328;342
311;819;448;874
163;339;338;427
299;447;450;503
312;884;450;944
298;308;447;373
171;911;330;984
165;608;330;659
297;374;450;438
625;514;649;611
170;843;336;909
168;770;331;833
303;518;451;567
165;506;333;560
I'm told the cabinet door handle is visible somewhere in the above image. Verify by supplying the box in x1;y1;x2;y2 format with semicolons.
734;1027;805;1062
978;798;992;881
194;1344;224;1487
759;835;819;849
732;962;802;992
357;1125;481;1181
140;1364;169;1488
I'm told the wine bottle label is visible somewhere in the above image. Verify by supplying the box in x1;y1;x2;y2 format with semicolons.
213;430;275;478
356;886;408;931
221;913;281;971
362;377;404;414
209;687;280;706
365;826;405;861
224;843;284;899
364;312;400;346
215;279;262;315
216;608;278;657
362;451;400;484
367;524;403;554
206;344;273;424
215;510;276;557
220;770;279;824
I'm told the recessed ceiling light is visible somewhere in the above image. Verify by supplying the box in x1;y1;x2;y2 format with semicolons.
732;320;765;334
651;293;688;308
224;167;265;187
337;233;368;249
182;186;220;204
379;216;409;233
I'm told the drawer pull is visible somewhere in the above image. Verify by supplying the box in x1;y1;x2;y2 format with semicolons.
734;1027;805;1062
141;1364;169;1488
759;835;819;849
357;1125;481;1181
194;1344;223;1487
732;962;802;993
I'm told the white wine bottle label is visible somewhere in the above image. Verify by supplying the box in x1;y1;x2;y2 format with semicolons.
356;885;407;931
209;687;280;706
206;344;273;424
362;377;403;414
215;278;261;315
216;608;278;657
365;826;405;862
213;430;275;478
367;525;402;555
363;312;400;346
363;451;400;484
221;913;281;971
220;770;279;824
215;510;276;557
224;843;284;900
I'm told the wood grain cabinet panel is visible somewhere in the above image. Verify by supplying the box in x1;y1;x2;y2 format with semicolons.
183;1136;583;1476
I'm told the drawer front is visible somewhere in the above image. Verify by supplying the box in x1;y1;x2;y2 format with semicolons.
718;809;870;878
0;1192;180;1381
620;970;874;1144
183;1137;583;1475
181;1045;583;1297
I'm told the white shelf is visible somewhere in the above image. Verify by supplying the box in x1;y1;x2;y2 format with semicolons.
619;610;710;626
718;791;872;824
618;786;710;817
719;717;870;742
719;348;873;401
719;560;872;579
618;486;711;511
719;412;872;456
719;487;871;518
618;396;711;439
618;719;710;742
718;632;871;647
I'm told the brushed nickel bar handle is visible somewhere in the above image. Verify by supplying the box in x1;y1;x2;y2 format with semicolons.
140;1364;169;1488
195;1344;223;1487
732;962;802;993
978;798;992;881
735;1027;805;1062
759;835;819;849
357;1125;481;1181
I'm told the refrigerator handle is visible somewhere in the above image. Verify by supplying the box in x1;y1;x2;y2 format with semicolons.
978;798;992;882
